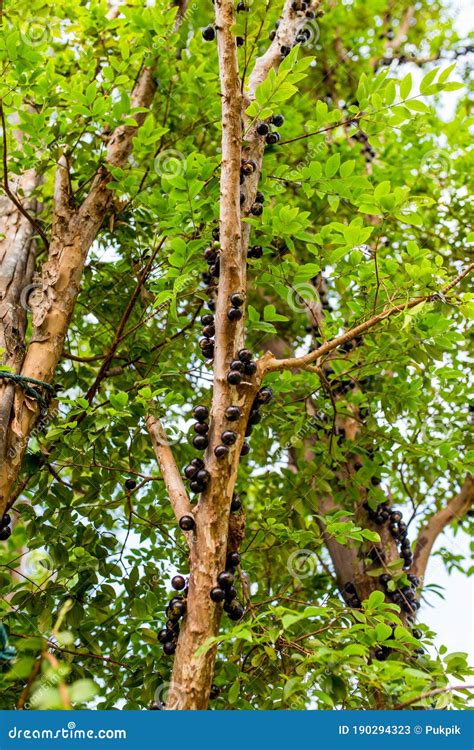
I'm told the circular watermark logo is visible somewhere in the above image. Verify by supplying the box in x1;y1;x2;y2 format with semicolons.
287;549;318;580
286;282;319;314
19;19;52;47
154;149;186;178
420;149;450;177
153;681;186;710
20;283;43;313
23;550;54;579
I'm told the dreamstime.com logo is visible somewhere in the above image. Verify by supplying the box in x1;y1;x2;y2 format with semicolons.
7;722;127;741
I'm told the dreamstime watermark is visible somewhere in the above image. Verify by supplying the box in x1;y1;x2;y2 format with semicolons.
286;281;320;314
14;18;53;47
23;550;54;580
20;283;43;313
287;549;318;580
153;681;186;710
420;148;451;179
154;149;186;178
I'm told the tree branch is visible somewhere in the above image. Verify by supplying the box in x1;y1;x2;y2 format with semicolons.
259;264;474;374
146;415;193;535
412;474;474;579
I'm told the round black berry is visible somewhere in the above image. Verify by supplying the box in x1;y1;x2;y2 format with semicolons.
227;601;245;620
194;405;209;422
248;245;263;259
0;513;11;528
227;307;243;321
244;361;257;375
202;324;215;338
210;684;220;699
272;114;284;127
241;159;257;175
217;570;234;589
191;457;204;468
227;370;242;385
194;421;209;435
248;410;261;425
163;640;177;656
256;386;273;404
250;203;263;216
190;480;205;493
236;36;245;47
158;628;172;644
193;434;209;450
179;515;196;532
202;25;215;41
230;360;245;372
221;430;237;446
172;575;186;591
227;552;241;568
204;247;218;263
210;586;225;603
201;313;214;326
256;122;269;136
0;527;11;541
280;46;291;57
214;444;229;458
237;348;252;363
196;469;210;485
225;405;241;421
255;191;265;204
240;442;250;456
265;132;280;145
230;494;242;512
184;464;198;480
125;478;137;490
230;292;245;307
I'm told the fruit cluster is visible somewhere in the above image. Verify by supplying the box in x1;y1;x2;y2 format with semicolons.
379;572;420;617
191;405;210;451
158;575;188;656
226;348;256;385
364;502;413;569
210;552;245;621
0;513;12;541
255;114;284;146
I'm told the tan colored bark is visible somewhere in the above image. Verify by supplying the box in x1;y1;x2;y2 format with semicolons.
412;474;474;580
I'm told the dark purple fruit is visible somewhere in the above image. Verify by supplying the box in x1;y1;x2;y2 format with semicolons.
230;494;242;512
194;421;209;435
202;325;215;338
214;444;229;458
163;640;177;655
191;457;204;468
225;405;241;421
172;575;186;591
227;601;245;621
227;307;243;321
230;360;245;372
209;684;220;699
248;410;261;425
238;348;252;363
202;25;215;41
158;628;172;644
184;464;198;480
256;386;273;404
227;370;242;385
0;513;11;528
227;552;241;568
248;245;263;259
194;405;209;422
256;122;269;136
236;36;245;47
196;469;210;484
201;313;214;326
217;571;234;589
210;586;225;602
125;478;137;490
407;574;420;587
179;515;196;532
241;159;256;174
272;114;284;127
193;435;208;450
0;527;11;541
204;248;218;263
240;442;250;456
221;431;237;446
250;203;263;216
244;361;257;375
190;480;205;493
265;132;280;145
255;191;265;204
230;292;245;307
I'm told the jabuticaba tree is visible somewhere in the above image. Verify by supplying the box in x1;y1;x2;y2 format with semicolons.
0;0;472;711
